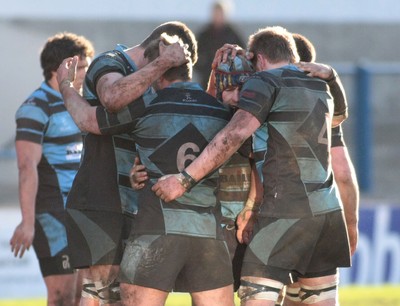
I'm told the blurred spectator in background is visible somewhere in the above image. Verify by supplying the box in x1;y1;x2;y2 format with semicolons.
195;0;245;89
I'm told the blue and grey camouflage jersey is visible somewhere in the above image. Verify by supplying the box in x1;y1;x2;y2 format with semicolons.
240;65;342;218
96;82;232;238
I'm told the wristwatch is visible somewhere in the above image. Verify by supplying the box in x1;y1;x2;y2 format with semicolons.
176;170;196;191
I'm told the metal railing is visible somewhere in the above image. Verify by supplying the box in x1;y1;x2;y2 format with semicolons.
334;62;400;192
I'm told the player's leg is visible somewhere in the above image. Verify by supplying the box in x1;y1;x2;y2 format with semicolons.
74;269;84;306
295;274;338;305
222;221;247;292
238;276;284;306
80;268;99;306
120;283;169;306
34;212;81;305
79;265;122;306
177;237;234;305
291;211;350;305
90;264;122;305
237;216;298;306
118;234;184;305
275;286;287;306
44;273;79;306
190;284;234;306
67;209;129;305
282;283;301;306
282;272;339;306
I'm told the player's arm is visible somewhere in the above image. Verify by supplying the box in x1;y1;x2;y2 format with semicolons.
57;56;100;134
331;145;359;256
10;141;41;258
326;69;348;127
295;61;348;127
152;109;260;202
236;159;263;244
59;75;137;136
97;41;190;112
59;57;141;136
184;109;260;180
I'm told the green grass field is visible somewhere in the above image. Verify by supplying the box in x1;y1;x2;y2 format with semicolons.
1;286;400;306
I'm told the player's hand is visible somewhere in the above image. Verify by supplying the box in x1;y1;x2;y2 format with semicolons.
211;43;245;70
152;175;186;202
10;221;35;258
129;157;148;190
295;61;334;80
159;40;191;67
57;56;78;91
236;208;257;244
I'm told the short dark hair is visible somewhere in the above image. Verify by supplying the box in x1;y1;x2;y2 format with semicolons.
248;26;299;66
293;33;316;62
40;32;94;81
140;21;198;65
163;63;192;82
144;33;192;82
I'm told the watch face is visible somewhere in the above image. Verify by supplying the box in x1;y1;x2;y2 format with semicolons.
177;174;188;189
177;173;193;191
183;179;190;189
181;177;189;189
